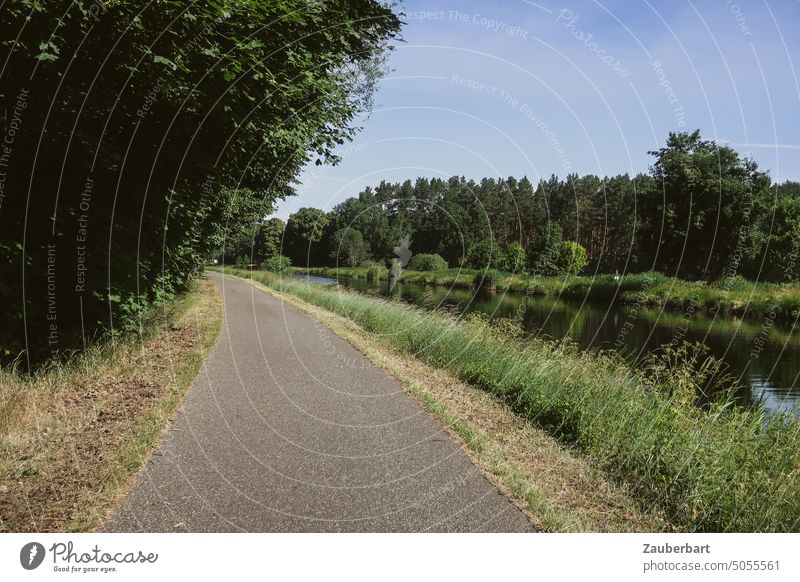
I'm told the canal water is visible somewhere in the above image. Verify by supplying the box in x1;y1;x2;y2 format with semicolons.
294;274;800;415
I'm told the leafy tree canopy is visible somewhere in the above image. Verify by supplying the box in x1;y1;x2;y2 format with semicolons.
0;0;401;366
330;228;370;268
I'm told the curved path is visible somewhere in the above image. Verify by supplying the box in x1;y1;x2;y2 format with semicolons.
107;272;533;532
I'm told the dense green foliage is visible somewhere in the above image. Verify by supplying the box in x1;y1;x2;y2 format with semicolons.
645;132;772;278
285;207;330;265
407;253;448;271
0;0;400;366
465;238;501;270
261;255;292;274
330;228;369;267
270;131;797;285
223;267;800;532
473;269;503;290
503;241;527;273
559;241;589;275
256;218;287;264
528;222;565;276
763;195;800;282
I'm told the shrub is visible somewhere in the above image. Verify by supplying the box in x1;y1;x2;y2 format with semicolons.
558;241;589;275
329;227;369;268
473;269;502;290
504;242;527;273
235;256;250;269
466;238;506;270
361;261;388;281
407;253;448;271
261;255;292;274
529;230;588;277
527;223;563;276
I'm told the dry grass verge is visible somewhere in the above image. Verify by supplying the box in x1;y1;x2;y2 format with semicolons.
0;278;222;532
243;275;667;532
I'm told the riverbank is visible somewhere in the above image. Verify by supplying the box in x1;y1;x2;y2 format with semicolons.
221;267;800;532
296;266;800;321
0;279;222;532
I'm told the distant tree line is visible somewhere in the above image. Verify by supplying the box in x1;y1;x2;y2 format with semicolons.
0;0;401;366
227;131;800;283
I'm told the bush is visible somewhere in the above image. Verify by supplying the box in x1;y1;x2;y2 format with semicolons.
235;256;251;269
473;269;502;290
361;261;388;281
504;242;527;273
527;223;563;276
407;253;448;271
558;241;589;275
466;239;506;270
329;227;369;268
261;255;292;274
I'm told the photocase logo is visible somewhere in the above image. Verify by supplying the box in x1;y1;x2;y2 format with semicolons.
393;235;412;267
20;542;46;570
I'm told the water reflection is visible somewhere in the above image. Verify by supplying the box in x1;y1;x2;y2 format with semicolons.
293;274;800;415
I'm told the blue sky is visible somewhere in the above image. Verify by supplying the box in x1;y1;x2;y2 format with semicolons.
276;0;800;218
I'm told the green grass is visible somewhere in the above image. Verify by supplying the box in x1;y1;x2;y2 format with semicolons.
295;266;800;320
223;267;800;532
